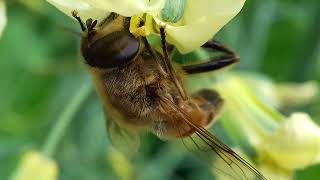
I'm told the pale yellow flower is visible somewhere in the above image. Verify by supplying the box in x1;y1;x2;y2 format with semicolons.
46;0;245;53
259;113;320;171
212;73;320;180
11;151;58;180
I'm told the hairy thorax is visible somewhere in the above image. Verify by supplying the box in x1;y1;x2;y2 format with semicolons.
90;50;177;131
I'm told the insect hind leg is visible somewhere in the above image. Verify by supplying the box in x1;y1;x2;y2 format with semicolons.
182;40;239;74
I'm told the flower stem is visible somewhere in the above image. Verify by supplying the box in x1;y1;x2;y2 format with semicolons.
42;80;91;157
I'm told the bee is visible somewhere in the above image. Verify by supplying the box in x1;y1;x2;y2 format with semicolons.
71;11;267;180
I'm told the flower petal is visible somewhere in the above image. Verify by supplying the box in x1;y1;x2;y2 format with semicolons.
47;0;165;21
0;0;6;38
161;0;246;53
260;113;320;170
90;0;165;17
46;0;109;21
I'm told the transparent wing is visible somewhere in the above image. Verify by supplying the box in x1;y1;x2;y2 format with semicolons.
105;112;140;157
159;96;267;180
183;131;264;180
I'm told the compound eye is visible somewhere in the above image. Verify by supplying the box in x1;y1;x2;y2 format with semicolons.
111;33;140;64
82;31;140;68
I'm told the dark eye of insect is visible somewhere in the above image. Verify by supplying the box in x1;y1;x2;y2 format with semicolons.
81;31;140;69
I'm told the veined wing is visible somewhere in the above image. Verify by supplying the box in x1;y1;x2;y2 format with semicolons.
105;111;140;157
158;96;267;180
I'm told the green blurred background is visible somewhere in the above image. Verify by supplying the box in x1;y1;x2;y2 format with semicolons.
0;0;319;180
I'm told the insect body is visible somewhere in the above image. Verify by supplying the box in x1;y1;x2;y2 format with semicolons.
72;11;267;180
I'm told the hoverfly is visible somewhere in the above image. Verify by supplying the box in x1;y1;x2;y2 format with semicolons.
71;11;267;180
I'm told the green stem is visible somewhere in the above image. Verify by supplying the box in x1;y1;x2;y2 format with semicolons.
42;80;91;157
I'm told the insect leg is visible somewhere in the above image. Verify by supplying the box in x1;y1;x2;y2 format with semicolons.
98;12;119;28
159;27;188;100
182;40;239;74
71;10;86;32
